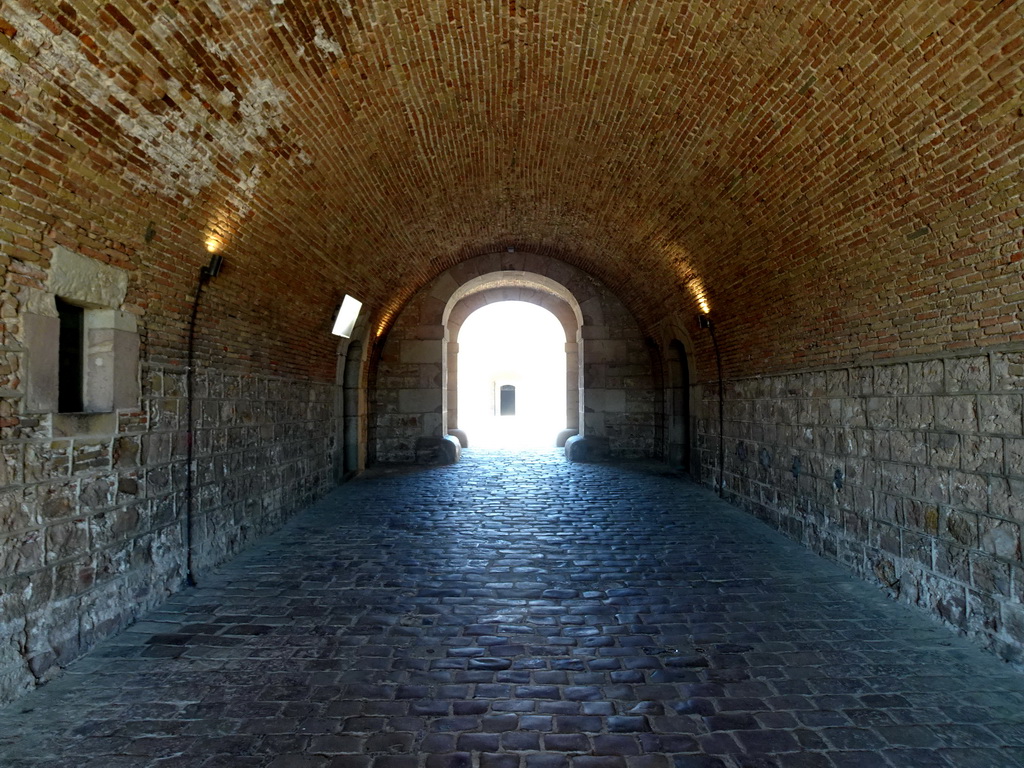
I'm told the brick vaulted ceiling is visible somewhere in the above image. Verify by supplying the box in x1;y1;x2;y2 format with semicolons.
2;1;1022;376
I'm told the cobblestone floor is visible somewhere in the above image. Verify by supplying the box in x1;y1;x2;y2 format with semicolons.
2;449;1024;768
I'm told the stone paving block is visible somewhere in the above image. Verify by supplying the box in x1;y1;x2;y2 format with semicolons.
500;732;539;751
775;754;831;768
544;732;591;751
574;757;630;768
479;756;518;768
326;758;371;768
625;757;670;768
371;758;417;768
526;756;569;768
670;756;729;768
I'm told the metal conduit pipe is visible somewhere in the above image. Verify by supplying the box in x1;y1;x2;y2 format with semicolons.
184;253;223;586
699;314;725;497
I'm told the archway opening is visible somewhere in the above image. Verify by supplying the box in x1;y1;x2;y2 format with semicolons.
457;301;567;449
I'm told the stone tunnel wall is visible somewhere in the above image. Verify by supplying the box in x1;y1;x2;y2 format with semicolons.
697;347;1024;663
0;348;336;706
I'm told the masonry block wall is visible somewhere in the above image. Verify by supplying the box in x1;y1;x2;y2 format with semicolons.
1;354;336;697
2;252;339;705
151;366;335;571
697;348;1024;663
373;289;447;464
579;303;661;459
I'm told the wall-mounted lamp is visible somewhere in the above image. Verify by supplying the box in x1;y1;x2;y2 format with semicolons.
697;314;712;330
201;253;224;281
332;294;363;338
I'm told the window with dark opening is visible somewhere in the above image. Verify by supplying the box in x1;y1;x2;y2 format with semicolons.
56;297;85;413
499;384;516;416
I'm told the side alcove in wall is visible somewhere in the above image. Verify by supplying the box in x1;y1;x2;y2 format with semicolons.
334;332;369;482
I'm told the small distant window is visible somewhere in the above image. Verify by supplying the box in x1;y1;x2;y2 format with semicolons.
56;297;85;413
500;384;516;416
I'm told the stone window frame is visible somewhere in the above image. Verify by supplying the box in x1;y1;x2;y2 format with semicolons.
24;247;139;431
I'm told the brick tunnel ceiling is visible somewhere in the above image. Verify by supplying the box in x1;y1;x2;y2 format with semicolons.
5;1;1022;369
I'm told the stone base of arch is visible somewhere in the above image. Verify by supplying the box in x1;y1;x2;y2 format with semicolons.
564;434;610;462
415;435;462;464
555;428;578;448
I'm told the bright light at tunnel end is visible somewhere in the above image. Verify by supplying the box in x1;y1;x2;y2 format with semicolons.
458;301;567;451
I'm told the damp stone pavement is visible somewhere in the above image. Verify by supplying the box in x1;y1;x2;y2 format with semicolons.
2;449;1024;768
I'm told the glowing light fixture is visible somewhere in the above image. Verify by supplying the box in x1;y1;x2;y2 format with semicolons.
686;276;710;314
332;295;363;338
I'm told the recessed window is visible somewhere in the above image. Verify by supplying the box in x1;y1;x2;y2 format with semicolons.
56;297;85;413
499;384;516;416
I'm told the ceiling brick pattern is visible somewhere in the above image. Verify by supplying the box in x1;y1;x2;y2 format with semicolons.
0;0;1021;379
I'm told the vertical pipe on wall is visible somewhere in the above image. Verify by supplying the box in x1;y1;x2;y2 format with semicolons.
699;315;724;496
712;327;724;496
184;254;223;586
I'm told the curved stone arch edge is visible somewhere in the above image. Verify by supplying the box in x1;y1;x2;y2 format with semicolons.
333;316;373;479
442;270;586;329
446;285;579;346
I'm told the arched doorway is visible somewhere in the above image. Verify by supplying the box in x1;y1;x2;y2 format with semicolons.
444;274;583;451
371;252;660;464
455;301;568;449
